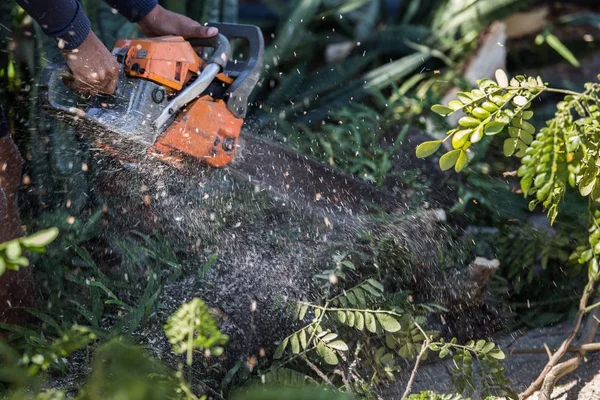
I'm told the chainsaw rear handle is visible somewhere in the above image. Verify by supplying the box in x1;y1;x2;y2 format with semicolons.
189;33;231;70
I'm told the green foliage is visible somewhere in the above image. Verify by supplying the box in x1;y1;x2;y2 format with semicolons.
164;298;229;366
254;0;526;127
265;248;513;396
18;325;96;376
427;339;513;398
0;228;58;276
426;69;600;224
535;30;580;67
231;386;350;400
78;340;182;400
292;103;408;186
406;392;468;400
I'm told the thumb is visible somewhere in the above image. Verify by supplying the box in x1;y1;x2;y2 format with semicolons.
189;24;218;38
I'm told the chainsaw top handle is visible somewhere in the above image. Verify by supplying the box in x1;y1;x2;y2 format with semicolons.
204;23;264;119
189;33;231;70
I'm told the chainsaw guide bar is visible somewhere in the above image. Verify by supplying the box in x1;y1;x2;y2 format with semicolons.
39;22;400;216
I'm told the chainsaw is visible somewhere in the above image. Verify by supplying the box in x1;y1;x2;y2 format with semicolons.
39;23;400;215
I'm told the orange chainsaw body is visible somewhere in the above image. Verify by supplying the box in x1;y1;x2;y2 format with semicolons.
112;36;242;167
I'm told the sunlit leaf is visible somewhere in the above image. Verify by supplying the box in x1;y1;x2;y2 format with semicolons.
375;313;401;333
439;149;461;171
431;104;454;117
416;140;442;158
327;340;349;351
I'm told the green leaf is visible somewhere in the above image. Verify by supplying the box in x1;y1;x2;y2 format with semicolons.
470;126;484;143
471;107;490;120
488;348;506;360
503;138;518;157
458;116;481;128
484;121;505;135
321;333;338;343
495;69;509;87
341;260;355;270
375;313;401;333
365;312;377;333
290;334;300;354
439;150;461;171
580;177;597;197
367;279;384;292
513;95;528;106
327;340;349;351
320;344;339;365
416;140;442;158
431;104;453;117
455;150;468;172
546;33;580;67
589;258;600;279
355;311;364;331
11;256;29;267
346;311;355;327
353;288;366;306
428;343;440;351
337;311;347;324
346;291;357;306
448;100;463;110
0;258;5;276
475;340;486;351
20;228;59;248
274;337;289;359
481;342;496;354
299;329;307;350
5;241;21;260
298;304;308;321
452;129;472;149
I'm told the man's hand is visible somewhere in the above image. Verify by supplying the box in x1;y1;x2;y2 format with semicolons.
61;31;120;96
137;5;219;38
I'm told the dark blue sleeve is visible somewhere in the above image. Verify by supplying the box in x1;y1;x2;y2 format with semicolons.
15;0;157;50
15;0;91;50
103;0;157;22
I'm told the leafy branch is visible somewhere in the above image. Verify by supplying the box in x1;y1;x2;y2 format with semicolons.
0;228;58;276
420;69;600;399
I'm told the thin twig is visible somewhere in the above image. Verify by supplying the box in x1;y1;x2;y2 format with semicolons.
334;369;352;393
539;356;581;400
401;339;430;399
520;278;597;399
302;355;334;386
510;343;600;355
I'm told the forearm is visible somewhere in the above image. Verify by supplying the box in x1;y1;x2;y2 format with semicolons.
103;0;157;22
15;0;91;49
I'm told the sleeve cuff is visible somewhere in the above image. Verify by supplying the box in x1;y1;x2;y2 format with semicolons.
47;1;91;50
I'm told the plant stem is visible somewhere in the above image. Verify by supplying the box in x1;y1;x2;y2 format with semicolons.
509;343;600;354
584;300;600;313
519;277;598;399
302;355;334;386
298;302;404;318
401;338;430;399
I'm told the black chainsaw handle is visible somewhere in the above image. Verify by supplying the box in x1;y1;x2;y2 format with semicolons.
188;33;232;70
204;23;264;119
